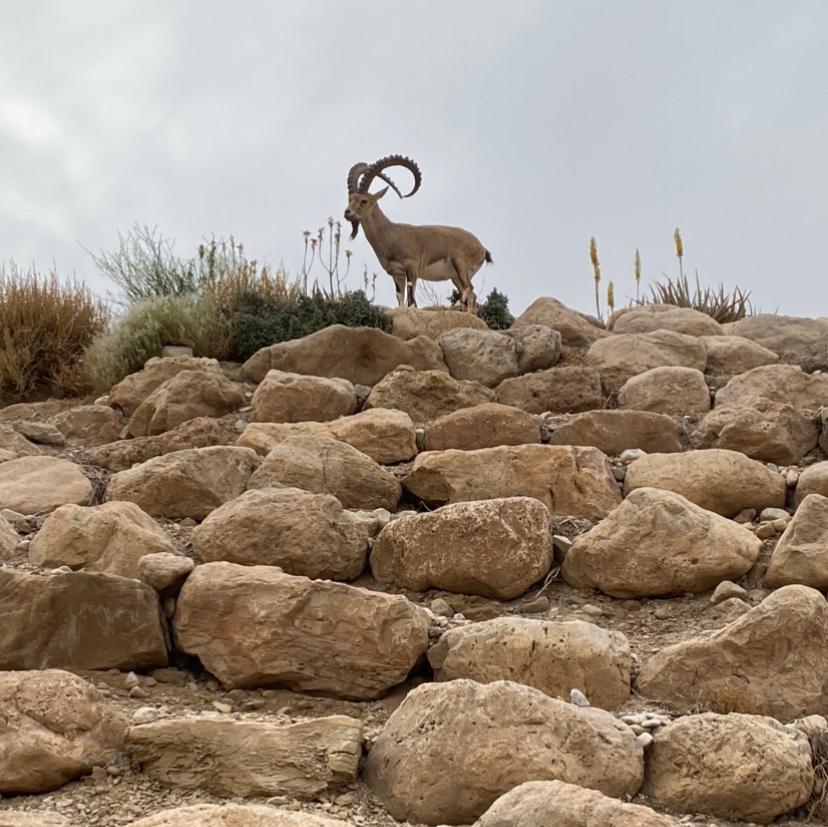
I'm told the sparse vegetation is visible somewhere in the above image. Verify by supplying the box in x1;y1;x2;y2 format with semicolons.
448;287;514;330
646;272;753;323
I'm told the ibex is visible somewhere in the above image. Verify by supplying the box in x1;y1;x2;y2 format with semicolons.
344;155;492;311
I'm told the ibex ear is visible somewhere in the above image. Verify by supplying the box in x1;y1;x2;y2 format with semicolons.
373;186;389;201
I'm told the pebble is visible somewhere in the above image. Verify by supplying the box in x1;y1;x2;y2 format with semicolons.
124;672;140;689
759;507;790;522
754;522;777;540
733;508;757;524
581;604;604;617
429;598;454;617
786;468;800;487
517;595;550;614
552;534;573;554
653;605;671;620
212;701;233;713
569;688;590;707
636;732;654;748
710;580;748;604
128;686;150;699
619;448;646;464
612;465;626;481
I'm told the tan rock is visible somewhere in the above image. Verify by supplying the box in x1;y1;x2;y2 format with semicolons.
390;307;488;339
12;419;65;446
0;399;78;422
495;366;603;414
0;813;75;826
795;461;828;503
478;780;678;827
0;670;126;794
424;403;540;451
28;501;176;579
371;498;551;599
624;449;786;517
0;456;92;515
727;314;828;364
637;585;828;718
642;713;813;823
0;514;18;559
513;297;609;347
702;335;780;375
563;488;761;597
364;366;494;423
174;562;428;698
251;370;356;423
106;446;259;520
127;715;361;797
247;435;400;511
764;494;828;588
363;679;643;825
241;324;447;385
610;304;722;337
715;363;828;409
428;617;630;710
138;552;194;594
50;405;123;447
617;366;710;416
193;488;377;580
508;324;565;373
403;444;621;519
129;805;353;827
0;423;41;457
548;409;683;454
238;408;416;465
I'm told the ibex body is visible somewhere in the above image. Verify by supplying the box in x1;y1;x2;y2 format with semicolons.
344;155;491;311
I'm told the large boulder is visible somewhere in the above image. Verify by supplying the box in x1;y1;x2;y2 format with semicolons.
0;423;41;457
106;446;259;520
512;298;608;348
478;780;678;827
617;366;710;416
715;363;828;409
364;366;494;423
403;444;621;519
0;456;92;515
192;488;378;580
370;498;551;599
563;487;761;597
50;404;122;447
702;335;780;375
127;715;361;798
623;449;786;517
637;585;828;718
241;324;447;385
547;409;683;454
390;307;488;340
247;435;400;511
0;568;168;670
428;617;630;710
251;370;356;423
363;679;643;825
642;713;813;823
237;408;416;464
0;515;18;559
424;403;541;451
610;304;722;337
495;367;603;414
129;806;353;827
0;670;126;794
764;494;828;588
174;562;428;698
727;314;828;364
796;461;828;503
28;501;176;579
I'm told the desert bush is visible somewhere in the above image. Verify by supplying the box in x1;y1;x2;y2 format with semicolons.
449;287;514;330
0;262;109;400
645;272;753;323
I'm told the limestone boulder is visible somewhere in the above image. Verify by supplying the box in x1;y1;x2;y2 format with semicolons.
727;314;828;364
0;515;18;559
624;449;786;517
363;679;643;825
702;335;780;375
495;367;603;414
562;488;761;597
610;304;722;337
371;498;551;599
390;307;488;339
795;461;828;503
478;780;678;827
513;297;608;347
715;363;828;409
50;404;122;447
0;399;77;422
127;715;361;798
193;488;378;580
129;805;353;827
28;501;176;579
424;403;540;451
247;435;400;511
174;562;428;698
251;370;356;423
241;324;447;385
364;366;494;423
642;713;813;823
547;409;683;454
637;585;828;718
0;423;41;457
138;552;194;594
0;568;167;670
0;813;74;826
106;446;259;520
0;456;92;514
237;408;416;464
403;444;621;519
617;366;710;416
764;494;828;588
0;670;126;794
508;324;564;372
428;617;630;710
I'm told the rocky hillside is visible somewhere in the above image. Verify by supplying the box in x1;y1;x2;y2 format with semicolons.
1;298;828;826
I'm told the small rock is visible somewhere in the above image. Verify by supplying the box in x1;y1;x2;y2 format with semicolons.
129;686;150;699
553;534;573;554
212;701;233;713
710;581;748;604
581;604;604;617
636;732;654;749
569;688;590;707
755;522;777;539
124;672;141;689
619;448;647;464
786;468;801;487
429;598;454;617
653;605;672;620
518;595;550;614
733;508;757;524
612;465;626;481
760;507;790;522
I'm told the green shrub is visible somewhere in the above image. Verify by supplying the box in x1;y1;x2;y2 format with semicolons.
449;287;514;330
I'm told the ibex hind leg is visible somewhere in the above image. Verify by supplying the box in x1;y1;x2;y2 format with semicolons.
450;263;477;314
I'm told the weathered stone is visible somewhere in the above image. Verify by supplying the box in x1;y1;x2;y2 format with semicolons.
241;324;447;385
0;456;92;514
617;366;710;416
0;423;41;457
642;713;813;823
0;670;126;794
403;444;621;519
513;297;609;347
193;488;377;580
428;617;630;710
371;498;551;599
138;552;195;594
0;813;75;826
28;501;176;579
12;419;65;446
174;562;428;698
727;314;828;364
251;370;356;423
389;307;488;339
563;488;761;597
795;461;828;503
715;363;828;410
0;514;18;559
548;409;683;454
50;404;123;447
638;585;828;718
129;805;353;827
611;304;722;337
247;435;400;511
495;367;603;414
764;494;828;588
237;408;416;464
424;403;540;451
0;568;167;670
106;446;259;520
127;715;361;798
0;399;78;422
508;324;563;372
702;335;780;375
624;449;786;517
363;679;643;825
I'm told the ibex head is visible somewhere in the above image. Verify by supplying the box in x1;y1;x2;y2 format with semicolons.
344;155;422;240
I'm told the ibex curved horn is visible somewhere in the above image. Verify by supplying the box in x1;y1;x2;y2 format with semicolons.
357;155;422;198
347;162;369;195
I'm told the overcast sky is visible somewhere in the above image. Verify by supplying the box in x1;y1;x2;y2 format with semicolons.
2;1;827;317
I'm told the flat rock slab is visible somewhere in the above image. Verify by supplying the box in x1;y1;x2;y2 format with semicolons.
0;456;91;514
423;402;540;452
495;366;603;414
547;409;683;455
128;805;354;826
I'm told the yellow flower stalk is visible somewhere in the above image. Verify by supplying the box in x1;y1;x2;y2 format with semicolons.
674;228;684;278
607;281;615;313
634;248;641;301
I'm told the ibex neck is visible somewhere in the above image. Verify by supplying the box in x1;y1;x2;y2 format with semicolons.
360;206;394;254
